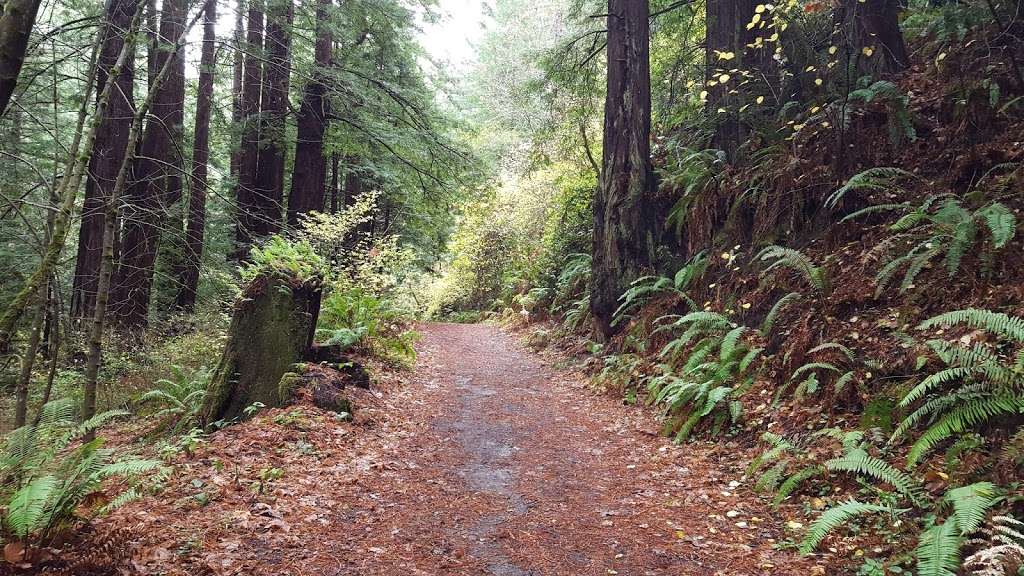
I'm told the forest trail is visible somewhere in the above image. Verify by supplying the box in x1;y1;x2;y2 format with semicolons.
317;323;813;575
116;323;816;575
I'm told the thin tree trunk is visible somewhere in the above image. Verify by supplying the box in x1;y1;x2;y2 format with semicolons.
112;0;189;331
590;0;655;339
329;153;339;213
83;3;203;434
286;0;331;226
31;280;60;427
0;18;109;354
71;0;138;320
235;0;264;258
174;0;217;311
252;0;292;237
0;0;43;118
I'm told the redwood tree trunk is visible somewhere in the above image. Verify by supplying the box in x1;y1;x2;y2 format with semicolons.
591;0;655;339
235;0;265;257
174;0;217;311
230;0;245;183
112;0;188;330
71;0;137;320
836;0;908;76
252;0;293;237
286;0;331;226
0;0;43;118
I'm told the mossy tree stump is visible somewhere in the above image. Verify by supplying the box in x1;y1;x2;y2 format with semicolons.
200;274;322;425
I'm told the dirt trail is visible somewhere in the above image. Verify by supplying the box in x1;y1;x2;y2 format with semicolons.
332;323;812;575
115;323;815;575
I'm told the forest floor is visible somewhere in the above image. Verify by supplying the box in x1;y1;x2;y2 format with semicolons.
90;323;822;576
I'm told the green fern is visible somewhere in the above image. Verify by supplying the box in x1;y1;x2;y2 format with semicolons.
825;448;924;504
758;246;831;295
772;465;824;508
946;482;999;535
826;167;916;211
0;400;166;546
760;292;802;337
915;521;962;576
800;500;900;554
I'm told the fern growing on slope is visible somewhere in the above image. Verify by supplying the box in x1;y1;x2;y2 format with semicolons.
825;166;917;211
136;365;211;434
844;196;1016;297
757;246;831;295
893;309;1024;467
0;399;167;548
646;311;762;442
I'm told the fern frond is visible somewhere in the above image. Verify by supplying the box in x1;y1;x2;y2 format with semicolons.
946;482;998;535
915;521;962;576
800;500;899;554
825;449;923;503
919;309;1024;344
907;395;1024;466
760;292;802;337
772;465;824;508
808;342;856;361
979;202;1016;249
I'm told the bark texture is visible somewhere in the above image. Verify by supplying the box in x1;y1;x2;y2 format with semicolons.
112;0;188;329
174;0;217;310
199;275;321;424
252;0;293;237
0;0;43;117
71;0;137;319
286;0;332;226
591;0;656;339
235;0;264;256
705;0;769;160
837;0;908;75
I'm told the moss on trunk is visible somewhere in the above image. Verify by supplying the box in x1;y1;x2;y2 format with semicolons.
200;274;321;425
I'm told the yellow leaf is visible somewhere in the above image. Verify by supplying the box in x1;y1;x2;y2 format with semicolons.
862;46;875;57
814;78;823;86
751;13;762;25
755;3;766;12
937;52;947;61
718;50;736;60
719;73;731;83
756;95;765;104
742;302;752;309
721;252;731;260
699;90;709;102
717;107;727;113
805;65;815;72
828;45;838;55
810;106;821;113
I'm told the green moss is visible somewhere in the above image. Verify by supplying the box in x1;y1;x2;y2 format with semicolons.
278;372;304;404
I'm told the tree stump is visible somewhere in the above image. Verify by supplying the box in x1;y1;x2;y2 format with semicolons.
200;274;321;425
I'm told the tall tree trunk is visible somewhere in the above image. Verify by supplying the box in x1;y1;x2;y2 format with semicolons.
286;0;331;226
0;0;43;118
83;3;200;434
174;0;217;311
230;0;244;182
112;0;189;330
71;0;137;320
235;0;264;257
252;0;293;237
590;0;655;339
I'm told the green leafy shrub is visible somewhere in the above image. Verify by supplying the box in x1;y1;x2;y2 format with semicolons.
317;286;418;365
